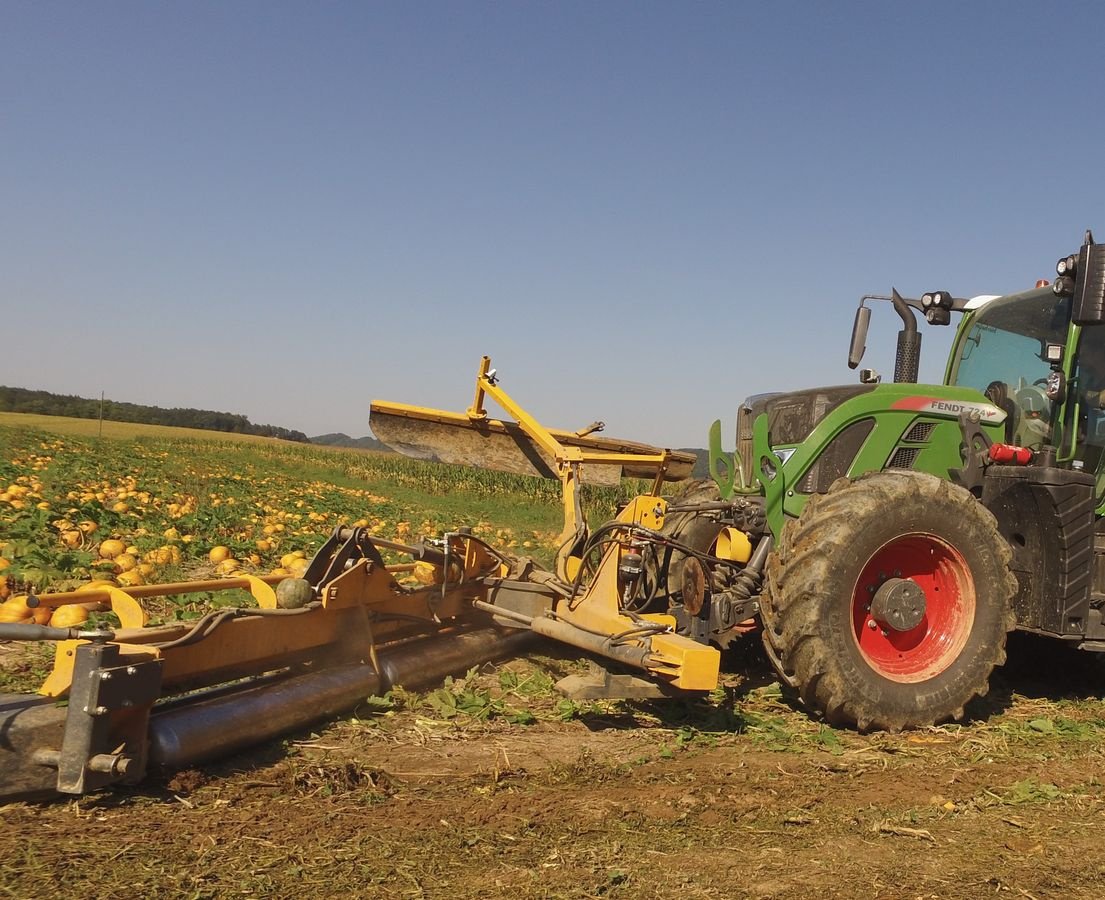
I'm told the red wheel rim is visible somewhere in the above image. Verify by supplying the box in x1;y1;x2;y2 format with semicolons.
851;534;975;683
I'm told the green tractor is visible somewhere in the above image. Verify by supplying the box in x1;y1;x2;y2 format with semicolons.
691;231;1105;730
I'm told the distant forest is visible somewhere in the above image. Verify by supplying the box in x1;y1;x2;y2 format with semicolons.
0;386;310;443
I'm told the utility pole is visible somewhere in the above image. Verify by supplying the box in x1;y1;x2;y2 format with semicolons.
99;391;104;438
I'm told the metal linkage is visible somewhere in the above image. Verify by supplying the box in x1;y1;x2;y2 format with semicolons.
32;629;162;795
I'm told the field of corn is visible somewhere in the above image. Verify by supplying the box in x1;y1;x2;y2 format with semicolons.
4;412;1105;899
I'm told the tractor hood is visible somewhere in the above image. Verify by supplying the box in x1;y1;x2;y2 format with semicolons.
735;384;877;486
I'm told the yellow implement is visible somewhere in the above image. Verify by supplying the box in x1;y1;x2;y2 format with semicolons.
371;356;697;580
0;356;724;803
370;357;696;485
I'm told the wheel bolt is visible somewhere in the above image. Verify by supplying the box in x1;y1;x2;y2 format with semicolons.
867;620;877;630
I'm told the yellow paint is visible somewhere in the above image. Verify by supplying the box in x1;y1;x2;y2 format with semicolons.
648;633;721;691
239;574;277;609
716;527;752;564
616;495;667;530
41;640;160;698
106;586;148;628
552;541;721;692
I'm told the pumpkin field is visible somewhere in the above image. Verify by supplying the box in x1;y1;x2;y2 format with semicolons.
0;412;607;643
4;412;1105;898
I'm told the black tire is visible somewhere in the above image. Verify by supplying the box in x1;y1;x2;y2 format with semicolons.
659;479;724;604
761;471;1016;731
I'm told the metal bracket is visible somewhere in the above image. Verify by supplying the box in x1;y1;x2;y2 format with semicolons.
48;637;162;794
555;662;682;700
952;412;993;492
304;527;389;588
708;419;736;500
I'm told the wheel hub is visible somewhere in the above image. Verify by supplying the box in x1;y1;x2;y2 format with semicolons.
850;533;976;683
869;577;926;632
681;556;706;616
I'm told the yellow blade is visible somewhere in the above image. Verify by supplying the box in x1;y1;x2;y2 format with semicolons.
370;401;695;485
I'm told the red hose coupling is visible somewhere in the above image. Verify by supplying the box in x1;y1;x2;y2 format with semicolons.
989;443;1033;465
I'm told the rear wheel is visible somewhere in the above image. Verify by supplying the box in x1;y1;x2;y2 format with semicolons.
660;479;724;599
761;471;1016;731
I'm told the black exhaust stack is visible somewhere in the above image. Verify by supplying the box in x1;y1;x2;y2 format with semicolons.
891;288;921;383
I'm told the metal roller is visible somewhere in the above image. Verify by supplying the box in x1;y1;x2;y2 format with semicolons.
150;626;536;768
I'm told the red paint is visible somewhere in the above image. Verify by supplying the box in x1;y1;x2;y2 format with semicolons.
989;443;1032;465
851;535;975;683
890;397;939;411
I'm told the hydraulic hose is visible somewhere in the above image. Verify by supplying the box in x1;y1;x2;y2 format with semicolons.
0;623;89;642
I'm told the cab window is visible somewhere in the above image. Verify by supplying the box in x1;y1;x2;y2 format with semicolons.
949;289;1069;447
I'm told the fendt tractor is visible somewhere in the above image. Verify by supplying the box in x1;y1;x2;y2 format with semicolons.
4;233;1105;802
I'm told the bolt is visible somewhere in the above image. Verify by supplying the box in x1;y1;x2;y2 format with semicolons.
868;620;878;630
881;629;889;637
126;666;137;675
867;585;875;594
100;671;112;681
894;570;901;577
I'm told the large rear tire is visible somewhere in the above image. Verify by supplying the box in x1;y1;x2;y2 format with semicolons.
761;471;1016;731
659;479;724;604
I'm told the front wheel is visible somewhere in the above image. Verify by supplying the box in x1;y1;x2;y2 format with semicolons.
761;471;1016;731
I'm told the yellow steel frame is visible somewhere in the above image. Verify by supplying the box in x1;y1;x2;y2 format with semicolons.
465;356;673;580
38;538;501;699
33;359;722;704
546;489;720;691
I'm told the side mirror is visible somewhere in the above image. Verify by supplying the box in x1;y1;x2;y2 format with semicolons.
848;305;871;369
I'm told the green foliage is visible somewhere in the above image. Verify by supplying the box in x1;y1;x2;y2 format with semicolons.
2;504;95;588
815;725;845;754
418;669;538;725
999;715;1104;742
0;642;55;692
0;385;309;441
0;423;585;590
358;694;397;714
1002;779;1064;804
498;668;555;697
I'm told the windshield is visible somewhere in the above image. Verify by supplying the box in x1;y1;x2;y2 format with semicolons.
948;288;1070;447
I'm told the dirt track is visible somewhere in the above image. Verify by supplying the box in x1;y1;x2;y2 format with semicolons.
3;637;1105;899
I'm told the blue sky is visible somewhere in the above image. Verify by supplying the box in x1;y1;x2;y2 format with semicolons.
4;2;1105;448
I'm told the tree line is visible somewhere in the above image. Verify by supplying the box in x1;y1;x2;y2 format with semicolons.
0;386;310;443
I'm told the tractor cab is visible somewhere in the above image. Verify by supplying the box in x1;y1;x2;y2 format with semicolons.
944;235;1105;499
946;286;1069;451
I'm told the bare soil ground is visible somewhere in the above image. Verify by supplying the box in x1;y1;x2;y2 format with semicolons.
3;634;1105;899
